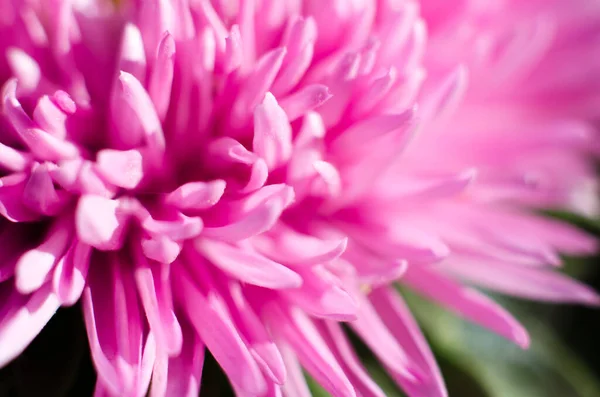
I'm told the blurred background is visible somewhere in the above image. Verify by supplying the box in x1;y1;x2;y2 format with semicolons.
0;210;598;397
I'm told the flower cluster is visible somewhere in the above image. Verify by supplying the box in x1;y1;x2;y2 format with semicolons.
0;1;598;396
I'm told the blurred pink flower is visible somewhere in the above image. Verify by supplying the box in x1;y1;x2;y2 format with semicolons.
0;1;598;396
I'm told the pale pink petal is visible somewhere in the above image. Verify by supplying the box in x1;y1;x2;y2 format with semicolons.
370;287;447;397
196;239;302;289
403;265;530;348
267;305;356;397
0;283;60;367
174;264;267;396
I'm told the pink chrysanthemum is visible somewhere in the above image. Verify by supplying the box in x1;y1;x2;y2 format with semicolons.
0;1;598;396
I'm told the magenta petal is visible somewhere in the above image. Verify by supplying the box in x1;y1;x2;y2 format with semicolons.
22;162;70;216
110;71;165;154
253;227;347;267
202;190;289;242
280;84;332;122
2;80;80;161
148;32;176;121
134;259;183;355
253;92;293;170
324;322;386;397
267;305;356;397
278;340;312;397
403;265;530;348
165;180;226;210
441;257;600;305
15;218;71;294
162;331;205;397
0;173;41;222
0;284;60;367
370;287;447;397
83;256;147;396
226;281;286;384
76;195;131;250
175;266;267;396
95;149;144;189
283;267;358;321
197;239;302;289
52;241;92;306
350;292;421;384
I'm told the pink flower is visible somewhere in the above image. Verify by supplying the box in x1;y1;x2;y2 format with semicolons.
0;1;598;397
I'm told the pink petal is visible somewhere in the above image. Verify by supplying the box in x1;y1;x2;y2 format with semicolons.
134;258;183;355
279;84;332;122
253;92;293;170
148;32;176;121
110;71;165;153
225;281;286;384
272;17;317;95
0;283;60;367
370;287;447;397
330;109;415;157
76;195;131;250
22;163;71;216
202;190;290;242
283;266;358;321
441;256;600;305
141;235;183;264
223;25;243;73
0;173;40;222
350;291;421;384
141;212;203;241
278;340;312;397
323;322;386;397
95;149;144;189
117;24;147;83
162;331;205;397
231;47;287;125
0;142;30;172
196;239;302;289
83;255;146;396
174;265;267;396
2;79;80;161
165;180;226;210
403;265;530;348
52;241;92;306
32;95;68;139
15;217;72;294
253;227;347;267
267;305;356;397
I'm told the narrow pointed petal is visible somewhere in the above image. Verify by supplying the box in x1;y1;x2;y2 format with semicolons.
253;227;347;267
148;32;176;120
350;292;421;384
174;265;267;396
0;284;60;367
441;257;600;305
403;266;530;348
52;241;92;305
165;180;226;210
370;287;447;397
196;239;302;289
283;267;358;321
267;305;356;397
279;84;332;122
253;92;293;170
15;218;72;294
134;258;183;355
324;322;386;397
